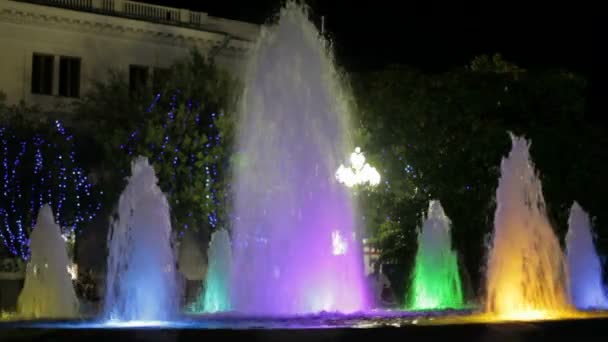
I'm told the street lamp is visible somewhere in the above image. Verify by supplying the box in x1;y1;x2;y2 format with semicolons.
335;147;380;188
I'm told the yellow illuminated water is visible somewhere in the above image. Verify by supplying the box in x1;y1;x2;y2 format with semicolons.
484;135;574;321
1;311;16;321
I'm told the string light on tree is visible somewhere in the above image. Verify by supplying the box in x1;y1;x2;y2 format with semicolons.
0;121;102;259
336;147;381;188
120;91;227;235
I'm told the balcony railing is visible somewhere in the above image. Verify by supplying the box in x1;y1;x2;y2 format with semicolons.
16;0;202;25
123;1;180;23
53;0;92;8
10;0;259;40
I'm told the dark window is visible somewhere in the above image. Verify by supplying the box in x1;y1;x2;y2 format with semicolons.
129;65;149;97
152;67;171;93
59;56;81;98
31;53;54;95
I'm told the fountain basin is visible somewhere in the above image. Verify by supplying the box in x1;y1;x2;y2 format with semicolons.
2;310;608;341
0;309;473;329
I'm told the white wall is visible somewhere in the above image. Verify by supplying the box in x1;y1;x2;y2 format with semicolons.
0;0;256;108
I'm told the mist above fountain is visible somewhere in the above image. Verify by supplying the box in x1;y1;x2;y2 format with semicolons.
230;2;368;315
408;201;464;310
104;156;179;322
191;229;232;313
17;205;79;319
485;134;571;320
566;202;608;309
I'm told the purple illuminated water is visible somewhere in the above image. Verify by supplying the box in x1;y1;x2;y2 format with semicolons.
230;3;369;315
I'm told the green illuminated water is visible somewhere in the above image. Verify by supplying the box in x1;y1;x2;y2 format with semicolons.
191;229;232;313
407;201;464;310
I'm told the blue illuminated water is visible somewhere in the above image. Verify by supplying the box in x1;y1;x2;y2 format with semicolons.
104;157;179;321
566;202;608;310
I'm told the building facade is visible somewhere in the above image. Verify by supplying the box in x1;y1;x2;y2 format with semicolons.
0;0;258;311
0;0;258;109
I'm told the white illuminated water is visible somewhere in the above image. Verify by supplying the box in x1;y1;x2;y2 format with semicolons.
17;205;79;319
104;156;179;322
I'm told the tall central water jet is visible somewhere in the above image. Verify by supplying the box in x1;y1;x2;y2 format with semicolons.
565;202;608;309
485;134;571;320
230;3;368;315
408;201;464;310
104;157;179;321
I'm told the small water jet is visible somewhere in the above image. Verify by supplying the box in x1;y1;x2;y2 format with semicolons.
408;200;464;310
192;229;232;313
17;204;79;319
485;134;571;320
566;202;608;309
230;2;368;315
104;156;179;322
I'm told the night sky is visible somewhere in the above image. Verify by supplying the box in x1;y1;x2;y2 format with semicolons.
145;1;602;119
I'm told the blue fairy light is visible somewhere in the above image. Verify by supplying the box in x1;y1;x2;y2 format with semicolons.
122;90;228;233
0;120;101;259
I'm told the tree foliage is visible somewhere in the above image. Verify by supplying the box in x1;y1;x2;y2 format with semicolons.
0;96;101;259
352;54;600;299
73;49;238;241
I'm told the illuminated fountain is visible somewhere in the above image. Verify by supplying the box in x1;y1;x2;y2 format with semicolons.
230;2;369;315
566;202;608;309
408;200;464;310
485;134;572;320
192;229;232;313
104;156;179;322
17;205;79;319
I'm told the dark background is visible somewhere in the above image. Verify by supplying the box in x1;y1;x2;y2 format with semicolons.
143;1;602;123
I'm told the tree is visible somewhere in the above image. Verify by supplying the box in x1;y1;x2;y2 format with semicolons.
120;92;233;234
0;96;102;259
351;54;594;300
72;49;238;243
